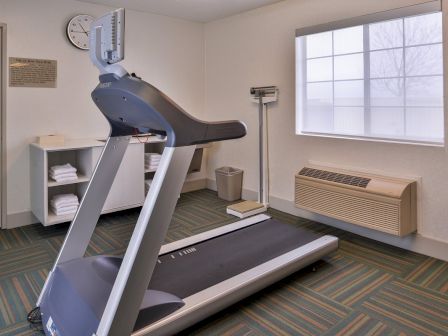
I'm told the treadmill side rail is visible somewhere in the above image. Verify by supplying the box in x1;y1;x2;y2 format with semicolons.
160;213;271;255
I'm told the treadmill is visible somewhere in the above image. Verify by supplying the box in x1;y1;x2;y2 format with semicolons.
35;9;338;336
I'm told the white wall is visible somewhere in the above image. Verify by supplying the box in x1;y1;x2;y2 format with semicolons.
204;0;448;246
2;0;448;257
0;0;205;222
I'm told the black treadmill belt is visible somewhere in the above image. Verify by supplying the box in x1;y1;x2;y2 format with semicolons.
148;219;319;299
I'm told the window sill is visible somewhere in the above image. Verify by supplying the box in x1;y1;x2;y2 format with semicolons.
297;131;445;147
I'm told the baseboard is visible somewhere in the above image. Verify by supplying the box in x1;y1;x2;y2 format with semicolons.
6;211;39;229
182;178;207;193
206;179;448;262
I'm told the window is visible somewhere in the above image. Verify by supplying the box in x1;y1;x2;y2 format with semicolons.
296;9;444;145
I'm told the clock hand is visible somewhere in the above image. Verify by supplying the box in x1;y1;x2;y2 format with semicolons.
79;23;89;36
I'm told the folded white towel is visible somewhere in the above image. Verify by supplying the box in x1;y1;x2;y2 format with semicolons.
50;171;77;177
51;204;78;212
52;193;78;202
145;159;161;164
51;205;78;216
50;200;79;209
51;201;79;209
145;154;161;161
50;205;78;216
51;194;79;208
52;194;77;202
145;165;159;171
50;173;78;182
50;163;77;175
145;153;161;157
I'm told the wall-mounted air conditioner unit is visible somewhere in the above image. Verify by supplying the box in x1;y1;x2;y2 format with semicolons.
295;165;417;236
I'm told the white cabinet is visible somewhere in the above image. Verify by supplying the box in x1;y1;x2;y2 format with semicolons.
31;138;156;226
93;143;145;212
31;140;101;226
30;137;207;226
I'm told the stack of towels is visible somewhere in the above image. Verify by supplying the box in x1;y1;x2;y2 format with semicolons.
50;193;79;216
49;163;78;183
145;153;161;171
145;179;153;195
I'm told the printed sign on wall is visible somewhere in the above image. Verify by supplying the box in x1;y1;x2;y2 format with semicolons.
9;57;57;88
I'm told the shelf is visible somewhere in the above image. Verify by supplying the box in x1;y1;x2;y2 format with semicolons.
47;209;76;225
144;168;158;173
48;175;90;187
32;139;105;151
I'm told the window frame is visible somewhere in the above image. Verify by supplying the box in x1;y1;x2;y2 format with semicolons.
295;0;445;146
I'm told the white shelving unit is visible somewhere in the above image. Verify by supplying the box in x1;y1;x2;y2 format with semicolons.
47;175;90;187
31;139;99;226
30;137;208;226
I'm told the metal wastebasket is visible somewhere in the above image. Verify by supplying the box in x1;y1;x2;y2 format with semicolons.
215;167;243;201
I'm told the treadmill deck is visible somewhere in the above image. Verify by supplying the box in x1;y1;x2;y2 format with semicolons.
149;218;319;299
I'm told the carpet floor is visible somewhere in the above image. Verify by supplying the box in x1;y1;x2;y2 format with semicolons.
0;189;447;335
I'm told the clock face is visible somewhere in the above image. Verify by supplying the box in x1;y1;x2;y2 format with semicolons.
67;14;95;50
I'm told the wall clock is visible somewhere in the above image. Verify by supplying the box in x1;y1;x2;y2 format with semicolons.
66;14;95;50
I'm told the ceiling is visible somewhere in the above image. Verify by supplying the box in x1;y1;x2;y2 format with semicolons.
76;0;284;22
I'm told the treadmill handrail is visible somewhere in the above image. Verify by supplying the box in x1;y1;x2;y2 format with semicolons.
92;74;247;147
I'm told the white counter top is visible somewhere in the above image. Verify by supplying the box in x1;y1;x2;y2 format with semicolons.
31;136;167;151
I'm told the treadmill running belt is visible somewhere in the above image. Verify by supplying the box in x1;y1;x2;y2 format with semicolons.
148;219;319;299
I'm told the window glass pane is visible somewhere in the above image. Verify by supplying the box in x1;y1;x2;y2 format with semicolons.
406;44;443;76
307;57;333;82
406;107;443;140
334;107;364;134
370;107;404;136
306;31;333;58
334;26;363;55
296;10;444;144
406;76;443;107
370;49;404;78
369;19;403;50
405;12;442;46
334;53;363;80
334;80;364;106
303;106;333;133
370;79;404;106
307;82;333;106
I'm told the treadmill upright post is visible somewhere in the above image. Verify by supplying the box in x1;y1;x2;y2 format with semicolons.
96;145;196;336
37;135;130;306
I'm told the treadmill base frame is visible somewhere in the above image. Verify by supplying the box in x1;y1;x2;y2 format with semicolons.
131;215;338;336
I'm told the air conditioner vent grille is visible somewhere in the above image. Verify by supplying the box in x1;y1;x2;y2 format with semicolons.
299;167;371;188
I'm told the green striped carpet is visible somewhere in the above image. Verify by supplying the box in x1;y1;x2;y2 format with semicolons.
0;189;447;335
